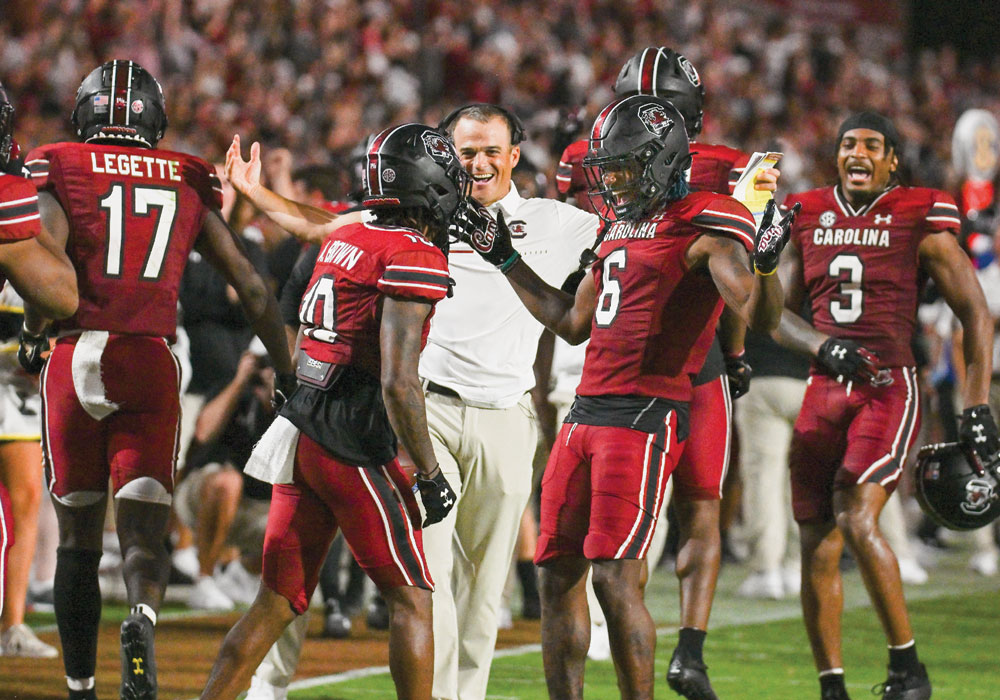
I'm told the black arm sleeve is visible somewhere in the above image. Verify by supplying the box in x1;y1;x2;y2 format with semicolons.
279;244;321;329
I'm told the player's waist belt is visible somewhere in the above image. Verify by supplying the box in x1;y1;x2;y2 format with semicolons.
424;380;461;399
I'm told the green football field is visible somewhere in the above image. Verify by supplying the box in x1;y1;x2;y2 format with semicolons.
281;542;1000;700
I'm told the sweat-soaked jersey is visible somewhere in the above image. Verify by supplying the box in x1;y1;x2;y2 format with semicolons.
25;142;222;338
575;191;756;403
0;174;41;288
784;185;961;368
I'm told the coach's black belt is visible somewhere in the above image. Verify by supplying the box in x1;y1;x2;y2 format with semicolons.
425;380;461;399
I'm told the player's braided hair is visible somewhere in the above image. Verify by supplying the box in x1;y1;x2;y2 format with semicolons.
376;206;448;248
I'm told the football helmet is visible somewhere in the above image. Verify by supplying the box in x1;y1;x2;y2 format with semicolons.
914;442;1000;531
0;81;21;174
362;123;471;229
583;95;690;221
613;47;705;138
72;60;168;148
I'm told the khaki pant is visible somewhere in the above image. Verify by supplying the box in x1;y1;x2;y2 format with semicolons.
734;376;806;573
424;391;537;700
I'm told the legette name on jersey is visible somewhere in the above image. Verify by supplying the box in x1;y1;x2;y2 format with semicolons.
319;239;364;270
604;220;658;242
811;227;890;248
89;152;182;181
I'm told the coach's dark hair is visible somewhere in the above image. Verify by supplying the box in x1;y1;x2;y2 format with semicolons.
438;103;526;145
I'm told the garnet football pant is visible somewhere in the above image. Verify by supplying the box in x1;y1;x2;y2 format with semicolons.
41;332;180;505
789;368;920;523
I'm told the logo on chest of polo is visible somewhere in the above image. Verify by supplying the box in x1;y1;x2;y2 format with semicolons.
508;219;528;239
812;227;890;248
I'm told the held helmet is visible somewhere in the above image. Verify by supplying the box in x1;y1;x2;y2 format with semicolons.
583;95;690;222
914;442;1000;531
72;60;168;148
0;82;21;174
613;47;705;138
362;123;472;230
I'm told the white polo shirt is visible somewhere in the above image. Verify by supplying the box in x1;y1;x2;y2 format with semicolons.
419;184;599;408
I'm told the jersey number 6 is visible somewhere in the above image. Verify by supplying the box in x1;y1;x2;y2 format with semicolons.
595;247;627;328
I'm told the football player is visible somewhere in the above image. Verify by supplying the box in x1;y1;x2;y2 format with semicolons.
0;81;76;657
553;46;780;699
20;60;293;700
774;112;997;700
198;123;465;700
454;95;796;700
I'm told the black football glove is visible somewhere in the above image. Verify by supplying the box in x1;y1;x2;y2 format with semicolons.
724;351;753;400
816;337;892;386
414;465;457;527
959;404;1000;474
271;372;297;411
752;200;800;276
17;324;48;374
451;198;520;271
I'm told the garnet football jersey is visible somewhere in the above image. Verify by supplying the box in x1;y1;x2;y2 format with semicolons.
0;174;41;288
785;185;961;367
297;220;450;378
25;142;222;337
576;191;756;402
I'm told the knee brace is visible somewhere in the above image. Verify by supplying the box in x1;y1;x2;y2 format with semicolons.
114;476;172;506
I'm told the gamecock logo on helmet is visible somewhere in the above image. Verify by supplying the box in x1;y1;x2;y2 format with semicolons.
677;55;701;88
961;478;996;515
638;104;673;136
422;130;454;164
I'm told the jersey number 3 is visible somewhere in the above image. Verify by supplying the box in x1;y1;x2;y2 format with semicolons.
828;253;864;324
99;183;178;281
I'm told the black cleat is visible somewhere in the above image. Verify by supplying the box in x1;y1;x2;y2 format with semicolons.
667;648;719;700
120;612;157;700
67;690;97;700
873;663;931;700
322;599;352;639
821;685;852;700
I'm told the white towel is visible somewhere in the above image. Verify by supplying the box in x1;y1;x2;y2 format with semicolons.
71;330;120;420
245;415;301;484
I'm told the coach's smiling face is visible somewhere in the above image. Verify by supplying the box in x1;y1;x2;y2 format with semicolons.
452;115;520;207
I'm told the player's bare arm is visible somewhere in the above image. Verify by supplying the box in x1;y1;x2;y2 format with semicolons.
225;134;363;244
503;260;596;345
16;190;76;331
769;239;828;356
919;230;993;407
379;296;439;477
690;233;783;332
195;209;293;377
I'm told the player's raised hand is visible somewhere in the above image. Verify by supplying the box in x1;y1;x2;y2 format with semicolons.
817;336;893;387
224;134;262;200
753;200;799;275
450;197;520;271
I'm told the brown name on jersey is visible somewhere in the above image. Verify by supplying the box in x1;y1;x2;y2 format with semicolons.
812;227;890;248
90;152;182;181
319;239;364;270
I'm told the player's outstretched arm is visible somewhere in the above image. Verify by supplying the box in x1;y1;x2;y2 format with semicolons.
452;198;595;343
919;231;993;407
196;210;293;380
380;296;457;526
225;135;363;244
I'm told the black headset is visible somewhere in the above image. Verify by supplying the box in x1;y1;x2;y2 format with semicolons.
438;103;526;145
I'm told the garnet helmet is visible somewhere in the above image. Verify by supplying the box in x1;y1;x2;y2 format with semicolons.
914;442;1000;531
583;95;691;221
72;60;168;148
613;47;705;138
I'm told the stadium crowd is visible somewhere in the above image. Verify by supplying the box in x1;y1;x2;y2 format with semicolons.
1;2;999;700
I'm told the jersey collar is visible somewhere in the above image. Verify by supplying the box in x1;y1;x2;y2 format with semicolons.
833;183;897;218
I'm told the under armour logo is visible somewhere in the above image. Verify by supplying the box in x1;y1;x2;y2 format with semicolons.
132;658;144;675
873;214;892;224
831;347;847;359
441;491;454;507
973;424;987;443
